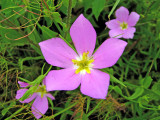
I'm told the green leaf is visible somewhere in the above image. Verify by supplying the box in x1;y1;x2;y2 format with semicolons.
151;116;160;120
128;87;144;100
108;0;120;19
26;27;41;44
41;26;58;40
2;108;8;116
92;0;106;20
52;12;62;25
0;27;28;46
48;97;54;109
151;82;160;96
114;86;123;95
143;76;153;88
110;75;126;87
150;0;160;11
31;44;42;55
86;96;91;113
83;0;93;12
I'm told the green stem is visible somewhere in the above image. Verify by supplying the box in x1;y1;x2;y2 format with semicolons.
87;100;104;117
64;0;72;39
125;87;135;116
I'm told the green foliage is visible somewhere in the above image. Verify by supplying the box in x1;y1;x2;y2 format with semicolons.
92;0;106;20
0;0;160;119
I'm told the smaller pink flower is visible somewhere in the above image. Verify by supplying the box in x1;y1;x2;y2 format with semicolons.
16;80;55;119
106;6;140;39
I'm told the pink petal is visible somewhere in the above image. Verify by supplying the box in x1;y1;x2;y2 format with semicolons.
22;93;37;103
93;38;127;69
70;14;96;56
80;70;110;99
127;12;140;26
16;89;28;99
106;19;120;29
31;96;48;119
16;89;37;103
45;68;81;91
39;38;78;68
46;93;55;100
116;6;129;22
18;81;29;87
122;27;136;39
109;28;123;38
42;78;46;86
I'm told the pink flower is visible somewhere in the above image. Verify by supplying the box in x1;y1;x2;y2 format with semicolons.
106;6;140;39
16;80;55;119
39;14;127;99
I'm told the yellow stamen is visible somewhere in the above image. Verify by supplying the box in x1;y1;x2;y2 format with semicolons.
72;52;94;74
120;22;128;30
36;85;47;98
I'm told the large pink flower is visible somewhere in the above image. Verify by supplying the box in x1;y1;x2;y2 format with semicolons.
106;6;140;39
39;14;127;99
16;80;55;119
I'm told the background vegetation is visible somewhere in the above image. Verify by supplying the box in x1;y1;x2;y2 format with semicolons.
0;0;160;119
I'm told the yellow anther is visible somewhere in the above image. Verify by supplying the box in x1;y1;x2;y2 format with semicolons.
75;68;81;74
82;51;89;60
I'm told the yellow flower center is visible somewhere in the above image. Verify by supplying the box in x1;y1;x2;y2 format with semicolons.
36;85;47;98
72;52;94;75
120;22;128;30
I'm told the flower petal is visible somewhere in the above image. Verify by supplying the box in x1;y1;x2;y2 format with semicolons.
80;70;110;99
106;19;120;29
16;89;28;99
39;38;77;68
18;81;29;87
42;78;46;86
45;68;81;91
109;28;123;38
46;93;55;100
127;12;140;26
31;96;48;119
122;27;136;39
22;93;37;103
116;6;129;22
16;89;37;103
70;14;96;56
93;38;127;69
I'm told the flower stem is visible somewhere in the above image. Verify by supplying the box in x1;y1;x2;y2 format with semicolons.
64;0;72;39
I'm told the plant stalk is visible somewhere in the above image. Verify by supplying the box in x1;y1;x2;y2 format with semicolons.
64;0;72;39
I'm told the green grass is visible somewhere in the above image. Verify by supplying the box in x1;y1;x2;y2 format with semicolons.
0;0;160;119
